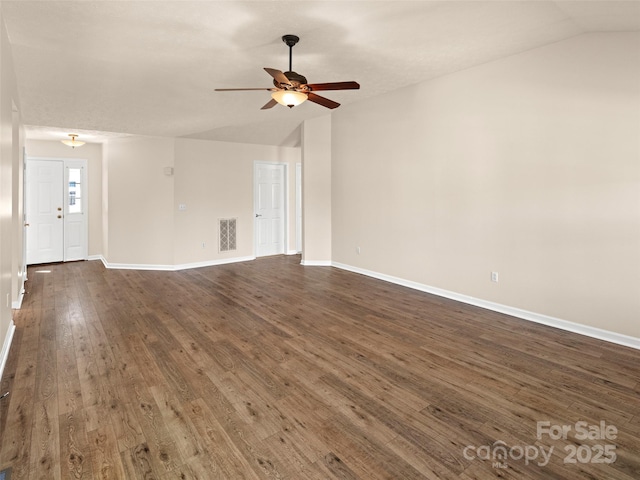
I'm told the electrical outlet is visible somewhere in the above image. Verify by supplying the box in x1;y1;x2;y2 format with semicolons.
491;272;499;283
178;203;187;211
202;242;206;249
356;246;361;255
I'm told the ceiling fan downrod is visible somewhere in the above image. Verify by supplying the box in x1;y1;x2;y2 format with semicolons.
282;34;299;73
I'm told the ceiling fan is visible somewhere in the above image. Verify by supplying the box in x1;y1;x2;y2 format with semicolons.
215;34;360;110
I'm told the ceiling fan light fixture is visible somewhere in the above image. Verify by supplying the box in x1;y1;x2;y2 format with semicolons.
271;90;307;108
61;134;85;148
215;34;359;110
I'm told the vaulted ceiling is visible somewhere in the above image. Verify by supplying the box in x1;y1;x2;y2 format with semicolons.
2;1;639;146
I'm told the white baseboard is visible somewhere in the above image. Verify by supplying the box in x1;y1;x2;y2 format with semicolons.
332;262;640;351
11;289;24;310
0;320;16;382
174;256;256;271
301;260;332;266
11;273;26;310
99;255;256;271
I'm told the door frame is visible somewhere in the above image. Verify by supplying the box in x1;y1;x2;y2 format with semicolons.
25;156;89;264
295;162;302;253
253;161;289;257
19;147;27;304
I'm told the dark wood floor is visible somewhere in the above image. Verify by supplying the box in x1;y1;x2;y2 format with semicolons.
0;256;638;479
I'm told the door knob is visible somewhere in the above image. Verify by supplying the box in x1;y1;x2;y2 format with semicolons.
255;214;262;217
24;223;30;227
57;207;62;211
57;215;62;219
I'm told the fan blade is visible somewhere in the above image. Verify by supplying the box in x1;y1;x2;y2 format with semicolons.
215;88;275;91
304;81;360;91
261;98;278;110
264;68;292;86
307;92;340;109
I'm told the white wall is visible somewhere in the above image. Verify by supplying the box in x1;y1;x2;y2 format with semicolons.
173;138;300;266
0;13;22;380
105;136;175;266
21;134;302;272
25;140;103;258
301;115;332;264
101;136;300;268
11;101;24;309
331;32;640;340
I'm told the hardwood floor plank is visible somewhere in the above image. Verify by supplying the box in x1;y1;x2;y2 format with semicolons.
28;306;61;480
120;334;168;390
87;424;127;480
317;451;362;480
0;327;21;439
29;398;61;480
127;383;183;474
108;400;145;455
149;384;206;462
120;442;157;480
317;415;428;480
56;343;83;417
185;398;262;479
0;386;35;479
59;410;94;480
0;256;637;479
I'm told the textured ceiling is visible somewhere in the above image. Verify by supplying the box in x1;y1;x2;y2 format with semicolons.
2;1;639;146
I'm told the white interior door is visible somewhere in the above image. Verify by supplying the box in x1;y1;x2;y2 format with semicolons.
255;163;285;257
26;160;64;264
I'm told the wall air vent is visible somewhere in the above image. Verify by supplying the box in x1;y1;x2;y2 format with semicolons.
219;218;237;252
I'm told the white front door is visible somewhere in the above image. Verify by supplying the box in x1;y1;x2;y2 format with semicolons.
26;158;88;265
255;163;285;257
26;160;64;264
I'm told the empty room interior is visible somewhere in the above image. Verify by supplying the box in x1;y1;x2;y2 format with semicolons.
0;1;639;479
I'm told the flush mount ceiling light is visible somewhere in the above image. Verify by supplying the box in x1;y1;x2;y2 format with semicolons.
61;134;85;148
